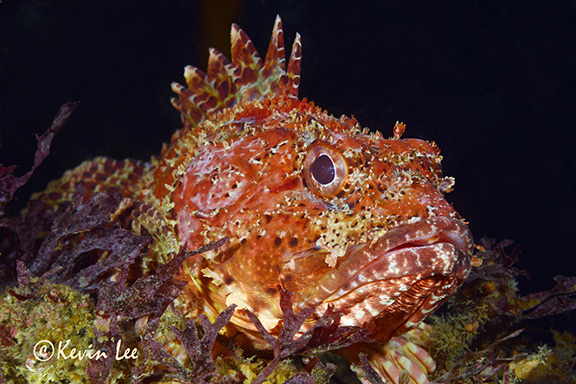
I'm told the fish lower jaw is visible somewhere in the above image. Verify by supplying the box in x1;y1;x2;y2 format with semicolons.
315;270;463;342
304;217;473;341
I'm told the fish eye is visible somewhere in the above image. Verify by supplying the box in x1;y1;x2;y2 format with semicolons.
304;143;347;197
311;154;335;184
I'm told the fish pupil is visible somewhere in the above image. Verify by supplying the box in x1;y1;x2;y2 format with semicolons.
312;154;335;184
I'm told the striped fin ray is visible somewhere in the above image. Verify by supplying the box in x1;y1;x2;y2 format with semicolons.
171;15;302;128
29;156;180;262
30;157;150;212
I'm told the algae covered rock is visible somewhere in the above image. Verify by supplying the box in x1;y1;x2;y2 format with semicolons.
0;277;95;383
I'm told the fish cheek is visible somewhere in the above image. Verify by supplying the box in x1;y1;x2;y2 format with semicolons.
174;209;206;249
278;250;334;299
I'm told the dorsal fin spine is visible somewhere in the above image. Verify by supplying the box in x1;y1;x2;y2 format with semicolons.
286;33;302;97
263;16;286;79
171;16;301;128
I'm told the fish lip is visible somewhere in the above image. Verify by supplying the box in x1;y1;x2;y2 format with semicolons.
306;216;473;309
371;216;473;259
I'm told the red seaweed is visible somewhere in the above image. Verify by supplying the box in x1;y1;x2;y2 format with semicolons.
0;102;77;216
139;305;236;384
247;286;369;383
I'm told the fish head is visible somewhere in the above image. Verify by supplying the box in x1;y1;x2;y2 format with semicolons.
170;100;473;343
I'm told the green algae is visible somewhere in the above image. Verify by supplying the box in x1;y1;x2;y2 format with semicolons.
0;280;95;383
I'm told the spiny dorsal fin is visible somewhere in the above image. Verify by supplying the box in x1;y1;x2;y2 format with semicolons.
171;15;302;128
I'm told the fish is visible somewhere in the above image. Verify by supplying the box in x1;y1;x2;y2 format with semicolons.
34;16;473;383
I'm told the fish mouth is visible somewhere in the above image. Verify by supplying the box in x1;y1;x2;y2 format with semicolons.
306;216;473;342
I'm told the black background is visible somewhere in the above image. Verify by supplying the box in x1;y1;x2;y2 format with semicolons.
1;1;574;330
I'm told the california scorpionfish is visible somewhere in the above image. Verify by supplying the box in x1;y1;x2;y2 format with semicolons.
32;17;473;383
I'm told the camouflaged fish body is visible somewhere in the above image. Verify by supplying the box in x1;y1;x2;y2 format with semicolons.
35;16;473;384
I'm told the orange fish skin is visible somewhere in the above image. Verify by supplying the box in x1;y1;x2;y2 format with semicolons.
158;92;472;344
160;21;473;363
30;16;473;382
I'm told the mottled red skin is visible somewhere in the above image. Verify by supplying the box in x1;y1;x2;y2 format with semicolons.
32;17;473;381
158;97;473;348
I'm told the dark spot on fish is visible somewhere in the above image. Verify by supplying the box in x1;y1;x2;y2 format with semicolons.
266;287;277;295
289;237;298;247
265;214;272;223
241;238;247;245
274;237;282;247
225;276;233;285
